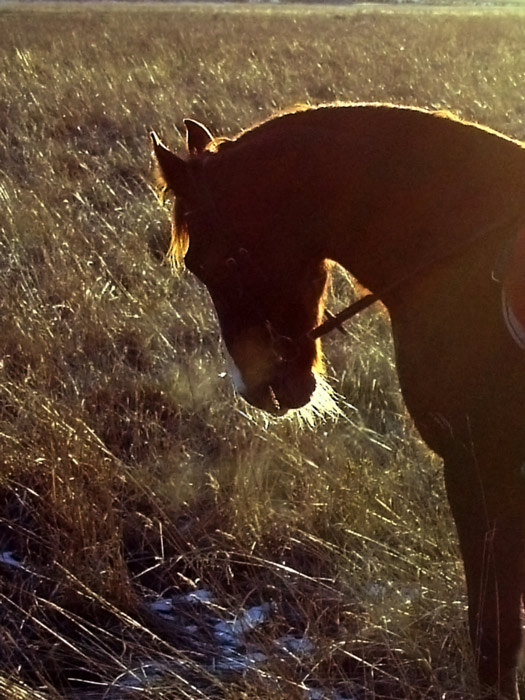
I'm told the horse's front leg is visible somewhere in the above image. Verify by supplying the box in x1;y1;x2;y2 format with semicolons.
467;517;523;700
444;459;524;699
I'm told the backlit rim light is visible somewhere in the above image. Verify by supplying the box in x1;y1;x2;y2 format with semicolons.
288;369;342;428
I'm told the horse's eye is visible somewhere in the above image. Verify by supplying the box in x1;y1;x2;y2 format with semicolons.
225;257;237;269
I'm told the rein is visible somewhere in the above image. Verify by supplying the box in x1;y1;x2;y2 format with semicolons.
310;293;378;339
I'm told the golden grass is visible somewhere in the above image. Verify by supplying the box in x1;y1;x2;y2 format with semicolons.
0;3;524;698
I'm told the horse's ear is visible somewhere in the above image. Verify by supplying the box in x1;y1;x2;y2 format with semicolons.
150;131;189;199
184;118;213;154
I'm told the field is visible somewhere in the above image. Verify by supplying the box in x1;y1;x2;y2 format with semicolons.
1;3;524;698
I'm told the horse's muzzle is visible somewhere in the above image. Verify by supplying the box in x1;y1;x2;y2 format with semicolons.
223;325;319;414
242;369;317;414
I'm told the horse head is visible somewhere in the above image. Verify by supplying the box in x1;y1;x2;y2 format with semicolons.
152;120;329;415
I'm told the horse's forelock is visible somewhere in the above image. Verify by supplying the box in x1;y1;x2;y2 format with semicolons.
167;198;189;267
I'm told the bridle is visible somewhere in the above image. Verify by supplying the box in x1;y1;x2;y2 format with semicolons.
310;292;379;340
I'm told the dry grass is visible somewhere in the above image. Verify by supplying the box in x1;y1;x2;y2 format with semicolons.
1;2;524;698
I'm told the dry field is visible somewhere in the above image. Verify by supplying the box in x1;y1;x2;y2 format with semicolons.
0;3;524;698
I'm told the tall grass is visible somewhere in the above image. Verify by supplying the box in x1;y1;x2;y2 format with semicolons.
0;3;524;698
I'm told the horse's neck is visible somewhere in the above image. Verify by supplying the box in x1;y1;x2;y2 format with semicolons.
320;202;432;299
226;117;522;302
330;225;499;309
384;227;505;326
264;137;425;293
265;110;525;301
311;173;517;305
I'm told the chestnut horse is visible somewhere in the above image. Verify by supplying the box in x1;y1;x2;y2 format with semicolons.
152;104;525;698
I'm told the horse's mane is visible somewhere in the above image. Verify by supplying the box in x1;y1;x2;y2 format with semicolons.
218;101;523;151
167;196;188;267
213;103;313;151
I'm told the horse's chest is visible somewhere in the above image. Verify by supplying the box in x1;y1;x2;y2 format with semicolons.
391;334;469;456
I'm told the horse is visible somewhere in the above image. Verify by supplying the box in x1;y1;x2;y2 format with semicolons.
151;103;525;699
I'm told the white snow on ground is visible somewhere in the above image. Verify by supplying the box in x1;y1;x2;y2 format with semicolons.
184;588;213;604
142;589;359;699
2;550;361;700
0;550;35;574
276;634;316;655
0;551;23;568
214;602;272;645
148;597;174;614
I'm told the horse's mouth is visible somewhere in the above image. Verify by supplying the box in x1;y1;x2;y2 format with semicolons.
242;373;317;415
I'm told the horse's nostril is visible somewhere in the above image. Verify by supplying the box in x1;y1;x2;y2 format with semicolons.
240;383;287;415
